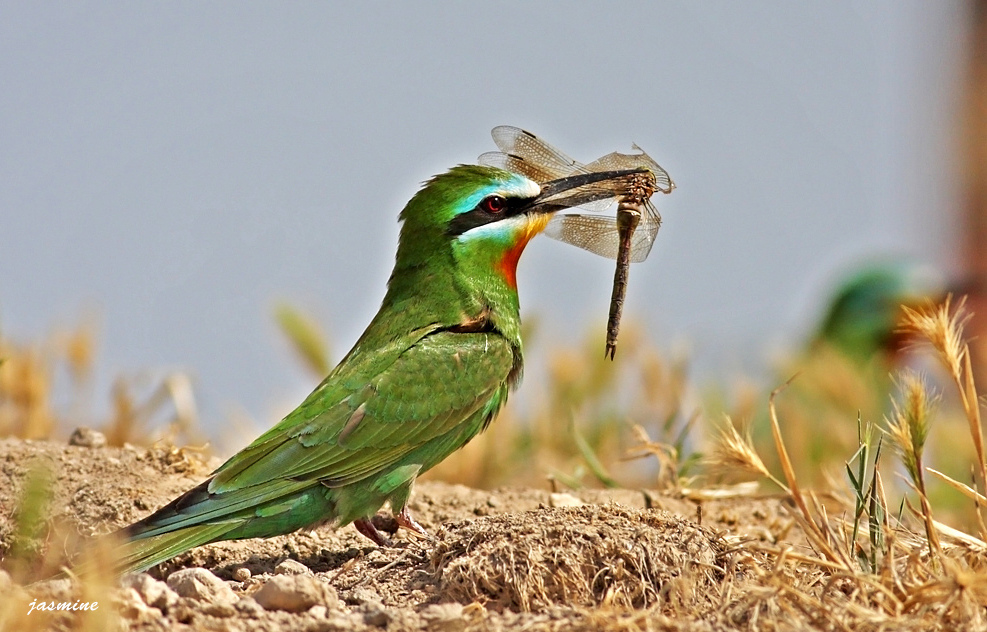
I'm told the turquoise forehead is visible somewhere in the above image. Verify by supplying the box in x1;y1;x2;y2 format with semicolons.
450;172;540;217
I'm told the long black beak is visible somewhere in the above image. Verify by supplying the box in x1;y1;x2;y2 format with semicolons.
523;168;652;215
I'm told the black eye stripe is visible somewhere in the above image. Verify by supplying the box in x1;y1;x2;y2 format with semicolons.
447;195;530;237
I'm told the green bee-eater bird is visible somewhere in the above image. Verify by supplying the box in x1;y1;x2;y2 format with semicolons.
117;161;649;573
812;260;939;365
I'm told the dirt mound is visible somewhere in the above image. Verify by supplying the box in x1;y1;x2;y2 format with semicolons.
433;504;730;612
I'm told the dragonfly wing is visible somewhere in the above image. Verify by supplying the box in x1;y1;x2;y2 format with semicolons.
483;127;669;215
627;200;662;263
478;151;563;183
490;126;588;178
628;226;657;263
544;214;622;260
545;202;661;263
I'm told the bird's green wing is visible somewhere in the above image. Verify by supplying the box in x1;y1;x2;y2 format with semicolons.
130;327;516;537
217;328;516;490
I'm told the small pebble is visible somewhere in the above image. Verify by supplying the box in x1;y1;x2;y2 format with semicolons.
362;604;392;627
347;586;383;606
233;567;251;582
121;573;179;612
274;558;312;575
170;598;196;624
68;427;107;448
201;601;236;618
116;587;156;621
549;492;583;508
422;602;467;632
166;568;237;604
253;574;339;613
33;577;74;601
234;597;265;618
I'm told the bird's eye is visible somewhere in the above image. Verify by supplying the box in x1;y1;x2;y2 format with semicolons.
481;195;507;214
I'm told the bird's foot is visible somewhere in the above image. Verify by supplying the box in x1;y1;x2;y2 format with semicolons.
395;506;430;540
353;517;393;547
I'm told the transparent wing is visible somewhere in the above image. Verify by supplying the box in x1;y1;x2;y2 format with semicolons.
489;125;588;178
636;199;662;256
545;214;623;260
487;126;674;195
544;201;660;263
477;151;564;184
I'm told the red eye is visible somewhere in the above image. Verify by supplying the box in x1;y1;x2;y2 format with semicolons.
482;195;507;214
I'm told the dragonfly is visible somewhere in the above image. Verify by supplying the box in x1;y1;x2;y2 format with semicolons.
479;125;674;359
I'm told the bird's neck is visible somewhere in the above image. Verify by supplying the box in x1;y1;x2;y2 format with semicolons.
350;247;524;359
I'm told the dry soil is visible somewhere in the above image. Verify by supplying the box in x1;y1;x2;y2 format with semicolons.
0;436;822;631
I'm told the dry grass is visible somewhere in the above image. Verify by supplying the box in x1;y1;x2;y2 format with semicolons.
899;296;987;527
708;418;778;487
0;316;201;447
702;294;987;630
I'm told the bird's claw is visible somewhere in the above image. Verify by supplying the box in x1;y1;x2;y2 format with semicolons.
353;517;393;547
354;508;430;547
396;506;431;541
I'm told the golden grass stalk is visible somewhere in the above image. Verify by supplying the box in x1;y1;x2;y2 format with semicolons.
708;416;784;490
104;373;200;447
624;424;684;492
0;343;55;439
900;296;987;502
767;377;852;569
713;373;859;570
885;371;935;485
884;369;942;560
927;467;987;504
767;379;807;517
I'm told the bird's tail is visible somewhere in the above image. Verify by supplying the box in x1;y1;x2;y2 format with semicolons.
104;477;336;574
117;522;240;574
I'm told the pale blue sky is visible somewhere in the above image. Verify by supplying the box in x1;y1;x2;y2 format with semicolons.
0;2;971;431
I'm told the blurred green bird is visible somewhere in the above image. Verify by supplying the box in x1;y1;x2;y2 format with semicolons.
749;259;943;481
117;159;651;573
811;260;940;364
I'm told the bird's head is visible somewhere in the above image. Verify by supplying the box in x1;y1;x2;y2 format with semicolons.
388;164;639;316
396;165;545;291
